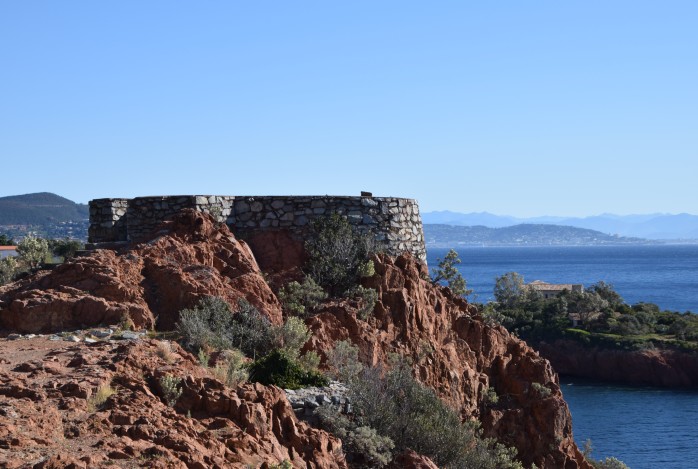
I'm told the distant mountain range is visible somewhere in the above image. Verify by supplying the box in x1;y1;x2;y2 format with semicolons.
423;211;698;240
424;224;650;248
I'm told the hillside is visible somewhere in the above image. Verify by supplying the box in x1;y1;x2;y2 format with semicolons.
0;192;88;225
424;223;650;247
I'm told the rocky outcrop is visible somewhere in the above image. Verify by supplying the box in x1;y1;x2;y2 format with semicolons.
305;254;590;469
0;210;282;333
537;339;698;387
0;336;346;468
0;211;591;468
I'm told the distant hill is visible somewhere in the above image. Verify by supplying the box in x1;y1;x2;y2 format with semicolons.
424;223;651;247
0;192;88;225
423;211;698;240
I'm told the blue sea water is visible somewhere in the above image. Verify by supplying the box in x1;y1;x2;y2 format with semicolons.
426;245;698;468
561;379;698;469
427;245;698;312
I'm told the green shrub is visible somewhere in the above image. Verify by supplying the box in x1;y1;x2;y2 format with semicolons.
177;297;275;359
197;348;210;367
276;316;311;360
484;387;499;406
249;350;328;390
0;256;18;286
348;285;379;319
177;296;236;351
159;375;182;407
298;350;322;373
305;214;375;296
278;277;327;317
327;340;363;383
530;382;551;398
348;358;523;468
47;238;84;261
211;348;249;388
316;405;394;468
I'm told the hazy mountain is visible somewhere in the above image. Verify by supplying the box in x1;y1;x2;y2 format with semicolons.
422;211;698;240
0;193;88;225
424;224;650;248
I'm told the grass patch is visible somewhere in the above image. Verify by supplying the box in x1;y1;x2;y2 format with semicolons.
87;383;116;412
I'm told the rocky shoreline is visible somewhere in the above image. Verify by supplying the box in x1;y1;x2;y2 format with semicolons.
537;339;698;388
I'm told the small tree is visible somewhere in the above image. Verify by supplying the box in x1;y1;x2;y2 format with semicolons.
17;234;50;270
493;272;526;309
431;249;471;297
588;281;624;310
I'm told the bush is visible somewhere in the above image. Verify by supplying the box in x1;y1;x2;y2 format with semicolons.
249;350;328;390
316;405;394;468
349;358;523;468
211;348;249;388
177;296;236;351
278;277;327;317
177;297;275;359
47;238;84;261
305;214;375;296
484;387;499;406
159;375;183;407
276;316;311;360
530;382;551;398
0;256;18;286
327;340;363;383
348;285;379;319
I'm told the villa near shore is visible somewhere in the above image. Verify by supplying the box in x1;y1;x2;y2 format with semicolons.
528;280;584;299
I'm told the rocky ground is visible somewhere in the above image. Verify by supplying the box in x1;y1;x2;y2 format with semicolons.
0;333;346;469
0;210;592;468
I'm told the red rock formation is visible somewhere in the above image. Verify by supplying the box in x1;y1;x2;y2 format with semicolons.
0;210;282;333
537;339;698;387
306;254;591;469
0;337;347;468
0;211;592;468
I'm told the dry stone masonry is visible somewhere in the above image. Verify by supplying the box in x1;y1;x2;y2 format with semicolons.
88;194;426;261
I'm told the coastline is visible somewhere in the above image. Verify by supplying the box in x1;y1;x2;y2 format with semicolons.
536;339;698;388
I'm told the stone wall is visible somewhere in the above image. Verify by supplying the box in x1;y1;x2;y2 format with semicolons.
88;195;426;261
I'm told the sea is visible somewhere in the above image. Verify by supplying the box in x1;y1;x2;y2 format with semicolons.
426;245;698;469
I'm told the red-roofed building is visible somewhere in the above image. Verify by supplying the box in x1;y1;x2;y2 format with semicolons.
0;246;18;259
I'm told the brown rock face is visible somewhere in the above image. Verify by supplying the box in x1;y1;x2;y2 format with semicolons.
306;254;591;469
537;339;698;387
0;210;283;333
0;337;346;468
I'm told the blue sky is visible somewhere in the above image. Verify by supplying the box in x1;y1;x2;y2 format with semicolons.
1;2;696;217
